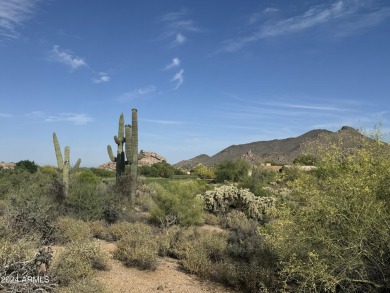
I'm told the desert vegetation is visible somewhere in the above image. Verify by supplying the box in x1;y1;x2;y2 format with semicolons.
0;120;389;292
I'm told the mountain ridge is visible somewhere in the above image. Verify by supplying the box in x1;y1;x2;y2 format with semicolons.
174;126;362;169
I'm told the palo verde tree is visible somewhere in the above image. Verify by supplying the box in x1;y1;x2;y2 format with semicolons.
107;109;139;202
263;129;390;292
53;132;81;196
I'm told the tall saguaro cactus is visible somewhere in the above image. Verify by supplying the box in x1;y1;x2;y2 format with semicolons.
130;109;138;200
107;109;139;203
107;113;127;178
53;132;81;196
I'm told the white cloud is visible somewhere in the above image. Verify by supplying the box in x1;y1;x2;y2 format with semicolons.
0;0;42;39
263;7;279;14
26;111;93;125
175;33;186;45
164;57;181;70
51;45;87;69
117;85;156;102
0;113;13;118
45;113;94;125
160;9;199;47
221;0;390;52
171;69;184;89
92;72;111;84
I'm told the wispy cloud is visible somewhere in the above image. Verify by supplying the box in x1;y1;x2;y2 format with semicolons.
26;111;93;125
92;72;111;84
164;57;181;70
142;119;184;125
0;113;13;118
221;0;390;52
117;85;156;102
51;45;87;69
160;9;200;47
0;0;42;40
171;69;184;89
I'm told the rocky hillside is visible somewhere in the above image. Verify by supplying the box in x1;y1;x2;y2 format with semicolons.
98;151;166;171
174;126;366;169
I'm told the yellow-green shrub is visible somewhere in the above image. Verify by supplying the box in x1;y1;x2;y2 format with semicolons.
54;241;109;286
54;217;92;243
113;222;158;270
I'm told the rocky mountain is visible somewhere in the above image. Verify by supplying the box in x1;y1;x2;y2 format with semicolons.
174;126;365;169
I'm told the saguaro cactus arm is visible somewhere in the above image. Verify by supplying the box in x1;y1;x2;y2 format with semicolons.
53;132;64;170
107;145;116;162
125;124;132;163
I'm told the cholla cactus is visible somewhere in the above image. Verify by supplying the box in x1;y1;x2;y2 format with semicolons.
199;185;276;220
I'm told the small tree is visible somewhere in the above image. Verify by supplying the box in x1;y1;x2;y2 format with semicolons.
215;159;250;183
15;160;39;173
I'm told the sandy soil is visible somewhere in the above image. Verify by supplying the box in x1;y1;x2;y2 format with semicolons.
93;239;236;293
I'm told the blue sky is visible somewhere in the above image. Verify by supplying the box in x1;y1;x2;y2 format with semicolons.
1;0;390;167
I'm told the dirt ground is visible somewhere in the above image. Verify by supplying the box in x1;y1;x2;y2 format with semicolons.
93;239;236;293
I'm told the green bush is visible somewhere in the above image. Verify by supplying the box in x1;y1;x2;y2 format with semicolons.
264;132;390;292
149;181;206;226
66;178;120;222
139;161;177;178
215;159;250;183
90;167;115;178
15;159;39;173
239;166;276;196
4;179;59;242
293;154;318;165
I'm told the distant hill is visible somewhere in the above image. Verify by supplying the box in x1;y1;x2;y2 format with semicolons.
174;126;366;169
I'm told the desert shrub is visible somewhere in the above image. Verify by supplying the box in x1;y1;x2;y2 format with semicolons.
89;167;115;178
263;132;390;292
0;167;40;199
139;161;177;178
89;220;111;241
203;212;220;225
149;181;205;227
39;165;59;177
215;159;250;183
66;178;119;222
113;222;158;270
54;241;109;286
193;164;216;179
108;221;136;241
15;159;39;173
56;278;106;293
239;166;276;196
293;154;318;165
200;184;275;221
5;183;58;243
0;237;59;292
167;227;228;278
53;216;92;244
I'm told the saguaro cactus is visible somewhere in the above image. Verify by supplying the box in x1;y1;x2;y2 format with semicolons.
107;109;139;203
107;113;127;178
130;109;138;200
53;132;81;196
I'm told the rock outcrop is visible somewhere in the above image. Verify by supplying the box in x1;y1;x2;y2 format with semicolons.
0;162;15;169
98;151;166;171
